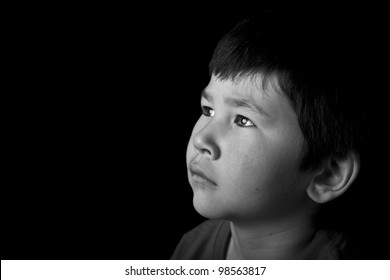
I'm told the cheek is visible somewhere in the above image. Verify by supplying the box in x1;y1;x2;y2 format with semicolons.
222;136;302;194
220;146;304;219
221;143;265;190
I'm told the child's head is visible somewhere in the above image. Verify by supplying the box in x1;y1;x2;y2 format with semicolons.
186;11;366;227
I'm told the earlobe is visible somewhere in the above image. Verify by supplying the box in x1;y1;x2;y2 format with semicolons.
306;153;360;203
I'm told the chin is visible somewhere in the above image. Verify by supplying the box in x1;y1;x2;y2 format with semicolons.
192;192;228;220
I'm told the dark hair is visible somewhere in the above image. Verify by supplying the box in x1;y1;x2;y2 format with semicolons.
209;10;370;171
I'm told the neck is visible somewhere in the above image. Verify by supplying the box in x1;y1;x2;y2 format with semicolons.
227;218;316;260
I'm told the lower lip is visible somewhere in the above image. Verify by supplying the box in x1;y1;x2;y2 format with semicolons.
191;173;217;187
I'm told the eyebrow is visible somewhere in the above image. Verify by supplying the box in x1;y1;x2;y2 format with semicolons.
201;89;270;118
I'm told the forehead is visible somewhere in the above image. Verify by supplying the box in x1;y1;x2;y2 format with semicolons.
205;74;298;123
205;74;285;102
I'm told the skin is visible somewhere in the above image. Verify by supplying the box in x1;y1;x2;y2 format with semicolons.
186;74;320;259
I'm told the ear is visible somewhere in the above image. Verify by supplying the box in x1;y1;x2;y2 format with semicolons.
306;153;360;203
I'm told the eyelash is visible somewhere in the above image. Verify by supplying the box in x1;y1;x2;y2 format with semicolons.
201;106;255;127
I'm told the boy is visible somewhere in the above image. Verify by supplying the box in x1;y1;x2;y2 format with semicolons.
171;10;370;259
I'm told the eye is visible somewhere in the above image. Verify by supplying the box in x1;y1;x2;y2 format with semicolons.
201;106;215;117
234;115;255;127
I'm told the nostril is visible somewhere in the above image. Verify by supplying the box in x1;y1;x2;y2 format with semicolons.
192;122;220;160
199;147;212;156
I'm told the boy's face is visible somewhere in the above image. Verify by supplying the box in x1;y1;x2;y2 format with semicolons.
186;74;316;225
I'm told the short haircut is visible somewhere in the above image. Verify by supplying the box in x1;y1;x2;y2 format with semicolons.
209;10;369;171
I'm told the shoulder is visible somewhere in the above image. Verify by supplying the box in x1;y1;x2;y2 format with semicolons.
314;229;360;259
170;220;230;260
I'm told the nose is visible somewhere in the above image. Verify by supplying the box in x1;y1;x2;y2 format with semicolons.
192;121;221;160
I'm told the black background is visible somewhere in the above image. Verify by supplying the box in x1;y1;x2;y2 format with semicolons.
4;5;390;260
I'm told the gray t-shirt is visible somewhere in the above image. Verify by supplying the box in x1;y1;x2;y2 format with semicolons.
171;219;357;259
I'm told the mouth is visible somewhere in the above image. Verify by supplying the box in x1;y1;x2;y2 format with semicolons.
189;165;217;186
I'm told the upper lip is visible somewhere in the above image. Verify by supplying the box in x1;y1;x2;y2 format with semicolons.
189;163;217;185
